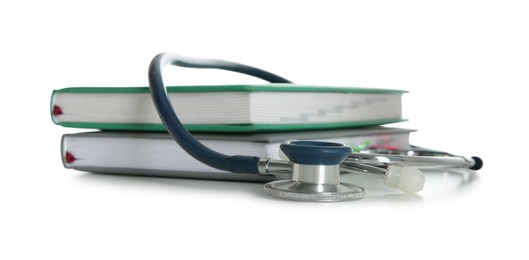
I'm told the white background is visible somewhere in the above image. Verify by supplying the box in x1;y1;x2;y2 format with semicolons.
1;0;528;259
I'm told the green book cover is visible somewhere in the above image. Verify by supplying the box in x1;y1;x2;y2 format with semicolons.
51;84;406;133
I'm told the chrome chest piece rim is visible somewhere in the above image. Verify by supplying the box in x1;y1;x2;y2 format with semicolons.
264;180;365;202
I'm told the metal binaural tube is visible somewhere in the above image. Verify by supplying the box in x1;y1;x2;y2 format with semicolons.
345;153;476;169
340;162;388;177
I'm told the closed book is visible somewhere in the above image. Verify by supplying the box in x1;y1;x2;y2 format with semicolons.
51;84;406;132
61;127;415;182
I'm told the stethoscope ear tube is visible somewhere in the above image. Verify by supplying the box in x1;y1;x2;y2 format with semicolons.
148;53;292;174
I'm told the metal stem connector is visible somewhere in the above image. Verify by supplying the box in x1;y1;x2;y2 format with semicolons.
257;158;292;175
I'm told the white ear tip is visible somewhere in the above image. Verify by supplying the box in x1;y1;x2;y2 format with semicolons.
398;167;425;193
385;166;425;193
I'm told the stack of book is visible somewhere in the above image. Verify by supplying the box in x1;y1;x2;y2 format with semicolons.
51;84;412;181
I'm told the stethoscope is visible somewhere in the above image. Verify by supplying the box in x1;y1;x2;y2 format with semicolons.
148;52;483;202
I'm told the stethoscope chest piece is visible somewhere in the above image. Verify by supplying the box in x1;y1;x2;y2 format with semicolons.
264;141;365;202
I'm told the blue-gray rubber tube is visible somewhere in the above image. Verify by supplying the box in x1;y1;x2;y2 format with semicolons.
148;53;292;174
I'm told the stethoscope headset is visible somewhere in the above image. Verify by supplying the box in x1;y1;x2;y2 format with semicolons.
148;52;483;202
